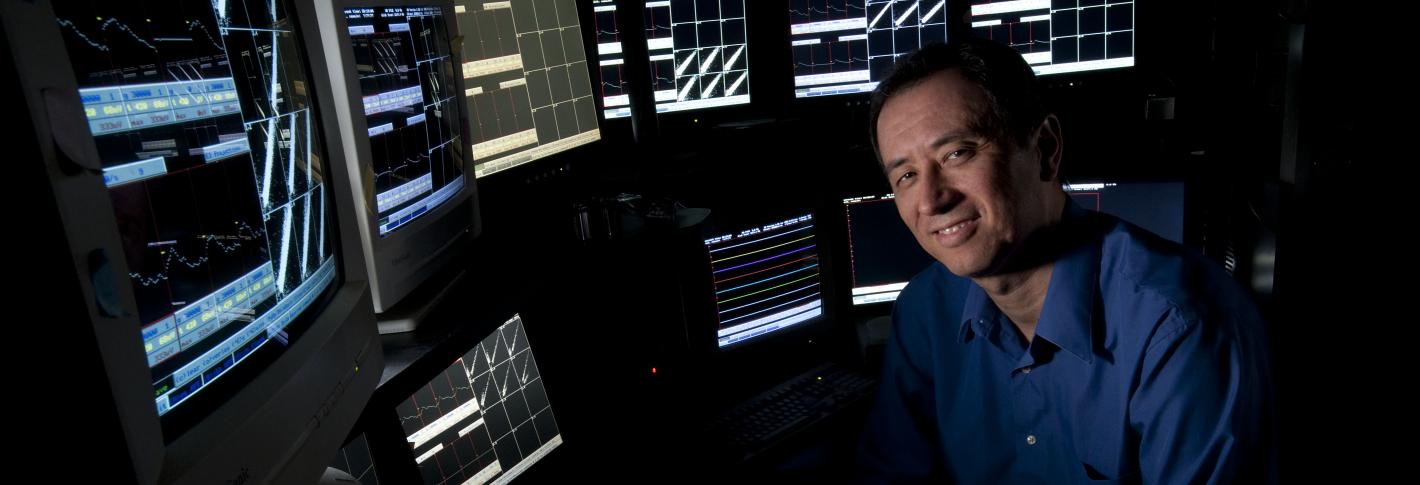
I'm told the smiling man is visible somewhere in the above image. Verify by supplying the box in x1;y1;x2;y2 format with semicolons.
856;40;1275;483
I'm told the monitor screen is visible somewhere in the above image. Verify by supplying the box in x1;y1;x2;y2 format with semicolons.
55;0;340;436
344;6;467;236
703;214;825;348
455;0;601;177
398;314;563;484
843;194;935;305
969;0;1134;76
1065;181;1184;244
329;432;383;484
594;0;751;118
789;0;950;98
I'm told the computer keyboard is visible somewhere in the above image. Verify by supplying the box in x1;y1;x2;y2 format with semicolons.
710;362;878;461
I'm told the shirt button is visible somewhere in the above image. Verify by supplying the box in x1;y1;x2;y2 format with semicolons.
1026;435;1037;446
1021;367;1032;374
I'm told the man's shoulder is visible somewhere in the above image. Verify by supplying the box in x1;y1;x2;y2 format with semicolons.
1096;217;1259;333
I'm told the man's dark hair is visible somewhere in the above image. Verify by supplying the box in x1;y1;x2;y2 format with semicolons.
868;39;1046;161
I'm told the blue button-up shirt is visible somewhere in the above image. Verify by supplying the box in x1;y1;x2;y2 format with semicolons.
858;205;1274;484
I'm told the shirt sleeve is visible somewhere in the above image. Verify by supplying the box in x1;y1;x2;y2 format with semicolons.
1129;308;1275;484
855;306;948;484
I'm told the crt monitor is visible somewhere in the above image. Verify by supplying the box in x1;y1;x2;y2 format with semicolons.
314;0;480;330
455;0;602;177
843;194;935;305
969;0;1135;76
11;0;383;482
789;0;952;98
699;213;827;348
1064;181;1185;244
593;0;751;118
397;314;563;484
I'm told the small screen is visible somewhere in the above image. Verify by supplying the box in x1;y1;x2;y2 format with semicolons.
344;5;467;235
329;433;382;484
703;214;824;348
789;0;950;98
970;0;1135;76
1065;181;1184;243
594;0;751;118
456;0;601;177
843;194;935;305
398;315;562;485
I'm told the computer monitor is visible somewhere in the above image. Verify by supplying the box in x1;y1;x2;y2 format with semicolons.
969;0;1134;76
314;0;481;331
843;194;935;305
593;0;751;118
397;314;563;484
328;433;383;484
700;213;827;348
454;0;601;177
12;0;383;482
1064;181;1184;244
789;0;951;98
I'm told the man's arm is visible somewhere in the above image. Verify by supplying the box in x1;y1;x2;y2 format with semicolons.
1129;309;1275;484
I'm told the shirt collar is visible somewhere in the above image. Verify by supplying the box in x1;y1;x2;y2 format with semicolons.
956;200;1100;364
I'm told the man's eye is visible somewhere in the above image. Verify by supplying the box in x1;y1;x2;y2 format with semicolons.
896;171;916;185
946;149;972;161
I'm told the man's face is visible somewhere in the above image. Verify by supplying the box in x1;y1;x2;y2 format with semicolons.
876;69;1056;278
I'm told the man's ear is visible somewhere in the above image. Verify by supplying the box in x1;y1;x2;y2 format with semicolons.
1036;114;1063;182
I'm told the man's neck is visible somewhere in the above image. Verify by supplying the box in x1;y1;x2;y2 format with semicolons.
973;262;1054;343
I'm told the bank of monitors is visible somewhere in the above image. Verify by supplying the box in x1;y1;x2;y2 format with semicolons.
454;0;601;176
969;0;1134;75
594;0;752;118
397;314;563;484
14;0;384;481
789;0;951;98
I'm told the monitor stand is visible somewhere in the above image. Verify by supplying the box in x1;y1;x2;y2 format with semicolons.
375;264;467;334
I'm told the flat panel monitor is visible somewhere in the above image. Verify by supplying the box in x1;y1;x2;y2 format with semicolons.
397;314;563;484
455;0;601;177
843;194;935;305
1064;181;1184;244
593;0;751;118
969;0;1135;75
701;213;826;348
789;0;951;98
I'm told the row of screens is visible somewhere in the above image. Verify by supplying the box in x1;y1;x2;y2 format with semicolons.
328;314;562;485
701;181;1184;349
53;0;1138;447
595;0;1138;109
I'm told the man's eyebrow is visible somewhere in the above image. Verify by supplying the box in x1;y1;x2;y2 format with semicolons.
881;131;974;176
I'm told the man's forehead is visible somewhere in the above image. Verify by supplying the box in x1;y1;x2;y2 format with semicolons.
880;71;988;134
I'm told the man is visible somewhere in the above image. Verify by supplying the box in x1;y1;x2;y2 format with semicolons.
856;39;1274;483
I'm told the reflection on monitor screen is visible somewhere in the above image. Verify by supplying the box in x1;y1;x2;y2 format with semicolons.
703;214;824;348
344;6;467;236
55;0;340;432
594;0;751;118
1064;181;1184;243
456;0;601;177
398;314;562;485
843;194;935;305
789;0;950;98
970;0;1135;76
